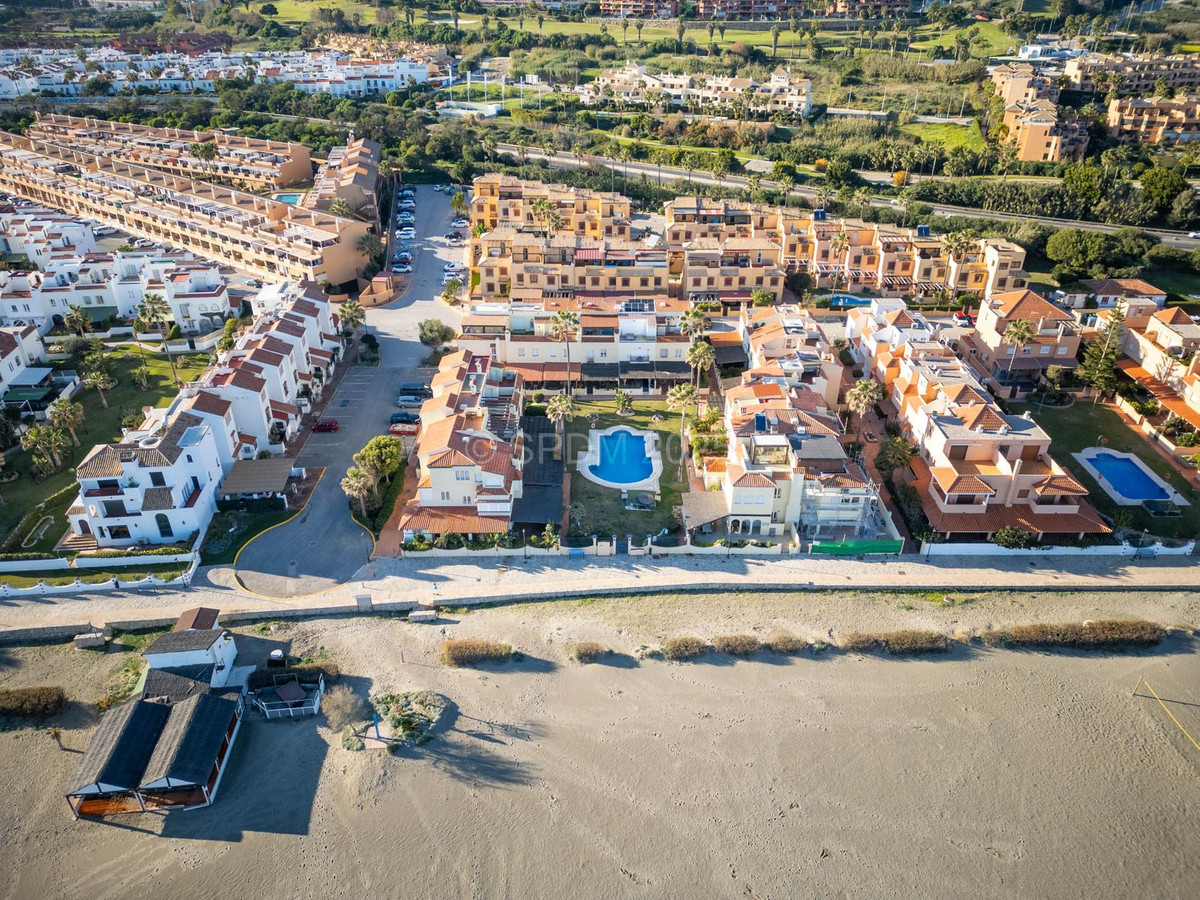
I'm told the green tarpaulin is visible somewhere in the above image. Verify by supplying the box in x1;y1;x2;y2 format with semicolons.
811;539;904;556
1;387;53;404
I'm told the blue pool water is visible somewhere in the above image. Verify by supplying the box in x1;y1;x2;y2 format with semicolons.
589;429;653;484
275;193;304;205
1089;452;1169;501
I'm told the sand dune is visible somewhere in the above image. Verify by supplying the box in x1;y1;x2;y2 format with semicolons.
1;598;1198;899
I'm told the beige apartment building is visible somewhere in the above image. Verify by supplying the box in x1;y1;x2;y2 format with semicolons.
991;62;1061;107
1002;99;1090;162
1063;53;1200;96
27;114;312;189
1107;95;1200;145
470;174;631;242
958;289;1080;396
0;131;371;286
302;136;381;228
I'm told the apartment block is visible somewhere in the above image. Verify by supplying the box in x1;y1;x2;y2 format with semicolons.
0;130;371;286
599;0;681;16
1002;99;1090;162
1063;53;1200;96
0;203;99;268
26;115;313;189
1107;95;1200;145
582;63;812;117
991;62;1061;107
958;290;1080;396
829;0;911;15
677;236;787;308
695;0;804;16
470;174;631;241
1121;306;1200;394
851;299;1107;542
302;137;381;228
395;351;525;538
68;411;224;549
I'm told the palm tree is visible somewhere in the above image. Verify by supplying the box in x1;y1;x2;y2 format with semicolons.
0;453;6;506
771;24;782;61
686;340;715;389
550;309;579;396
1002;317;1035;389
667;383;698;479
48;399;84;447
137;292;177;385
940;230;973;265
829;230;851;291
846;379;885;444
328;197;353;218
338;298;365;338
615;388;633;415
63;304;91;337
875;436;915;478
545;393;575;460
341;467;372;519
634;17;644;43
679;306;706;339
450;189;468;218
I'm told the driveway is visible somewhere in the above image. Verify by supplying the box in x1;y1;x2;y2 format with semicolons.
233;185;464;596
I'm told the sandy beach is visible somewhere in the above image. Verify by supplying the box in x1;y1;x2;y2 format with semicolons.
2;592;1198;899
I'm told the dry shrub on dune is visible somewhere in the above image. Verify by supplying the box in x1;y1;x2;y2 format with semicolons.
764;632;806;654
982;620;1166;650
569;641;608;663
712;634;762;657
441;638;513;667
661;636;708;660
880;630;950;655
839;632;880;653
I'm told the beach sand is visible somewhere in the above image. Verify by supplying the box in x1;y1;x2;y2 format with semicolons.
2;593;1199;899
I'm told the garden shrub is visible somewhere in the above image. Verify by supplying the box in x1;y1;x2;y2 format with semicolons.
569;641;607;663
340;725;364;751
765;632;806;654
712;634;762;656
441;638;512;667
661;636;707;660
323;684;367;732
0;686;67;718
982;620;1166;650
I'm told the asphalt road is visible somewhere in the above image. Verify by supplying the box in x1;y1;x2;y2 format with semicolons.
233;185;464;596
501;143;1200;250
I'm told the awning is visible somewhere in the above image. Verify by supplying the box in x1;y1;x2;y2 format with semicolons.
682;490;729;529
7;366;52;387
219;458;294;496
1;386;54;404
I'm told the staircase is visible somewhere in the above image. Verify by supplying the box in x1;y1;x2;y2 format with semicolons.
56;532;98;554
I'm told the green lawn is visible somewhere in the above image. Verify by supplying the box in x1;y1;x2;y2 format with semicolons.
1144;269;1200;306
900;122;985;153
0;348;211;544
0;562;188;588
1013;401;1200;540
564;398;687;540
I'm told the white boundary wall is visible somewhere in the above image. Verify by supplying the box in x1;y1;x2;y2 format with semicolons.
920;540;1194;557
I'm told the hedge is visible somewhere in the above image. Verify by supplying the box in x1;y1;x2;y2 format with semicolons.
1;481;79;551
982;620;1166;650
0;686;68;719
0;552;57;562
80;546;192;559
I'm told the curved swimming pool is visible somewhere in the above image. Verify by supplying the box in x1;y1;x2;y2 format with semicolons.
588;428;653;485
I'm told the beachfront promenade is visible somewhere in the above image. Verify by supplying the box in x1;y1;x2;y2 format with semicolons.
0;554;1197;637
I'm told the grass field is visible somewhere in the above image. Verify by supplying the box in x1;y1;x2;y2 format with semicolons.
0;348;211;544
0;562;189;588
1013;401;1200;539
900;121;986;153
564;398;687;539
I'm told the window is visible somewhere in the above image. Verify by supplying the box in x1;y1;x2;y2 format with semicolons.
440;491;451;501
518;347;526;357
149;471;166;487
155;513;172;538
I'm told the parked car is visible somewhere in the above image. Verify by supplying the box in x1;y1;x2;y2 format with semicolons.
390;411;419;424
396;395;423;408
392;264;412;274
398;228;416;239
433;184;444;192
313;418;339;433
952;311;974;327
443;262;464;272
444;230;463;240
395;254;412;263
402;183;414;191
442;273;462;286
451;217;469;227
400;200;416;210
389;422;419;436
399;381;431;397
396;214;416;225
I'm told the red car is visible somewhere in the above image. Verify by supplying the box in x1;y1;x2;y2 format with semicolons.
313;419;339;433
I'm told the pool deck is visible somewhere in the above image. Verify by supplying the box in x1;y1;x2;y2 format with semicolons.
1073;447;1189;507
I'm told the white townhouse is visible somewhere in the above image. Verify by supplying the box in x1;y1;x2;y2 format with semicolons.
68;411;224;548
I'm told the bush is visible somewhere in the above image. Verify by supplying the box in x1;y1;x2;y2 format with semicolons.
569;641;607;663
441;638;512;667
880;630;950;655
712;634;762;656
982;620;1166;650
661;636;708;660
340;725;364;751
0;552;57;562
166;324;182;340
992;525;1034;549
80;547;190;558
322;684;367;732
839;632;879;652
0;686;67;719
765;632;806;654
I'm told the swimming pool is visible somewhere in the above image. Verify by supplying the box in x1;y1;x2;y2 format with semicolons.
578;425;663;493
590;429;653;484
1074;447;1187;507
275;192;304;205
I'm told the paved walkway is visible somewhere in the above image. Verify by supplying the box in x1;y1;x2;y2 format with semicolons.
1;554;1196;635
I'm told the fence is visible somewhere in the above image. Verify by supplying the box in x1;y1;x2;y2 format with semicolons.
0;550;196;574
249;674;326;720
919;540;1195;557
0;554;198;596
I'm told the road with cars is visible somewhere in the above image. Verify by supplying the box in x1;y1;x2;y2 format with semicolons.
232;184;465;596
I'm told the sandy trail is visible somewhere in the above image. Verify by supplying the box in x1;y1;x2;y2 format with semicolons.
1;599;1198;900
